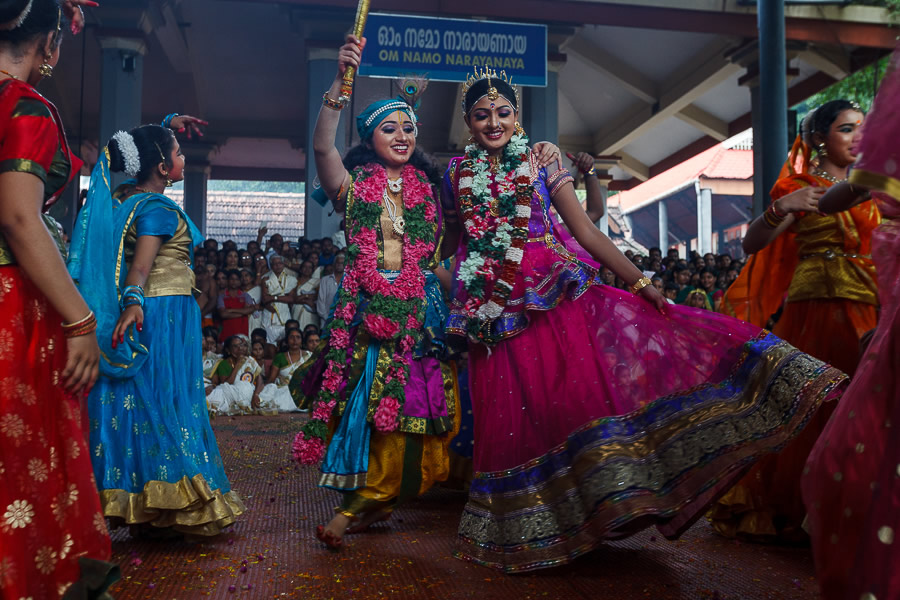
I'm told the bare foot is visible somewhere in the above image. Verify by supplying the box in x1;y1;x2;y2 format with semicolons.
346;509;391;534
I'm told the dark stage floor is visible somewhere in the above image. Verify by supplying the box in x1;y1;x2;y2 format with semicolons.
107;414;822;600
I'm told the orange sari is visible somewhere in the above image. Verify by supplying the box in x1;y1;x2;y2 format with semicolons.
711;138;880;541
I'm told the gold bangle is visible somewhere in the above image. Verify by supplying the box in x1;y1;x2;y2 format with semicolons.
584;166;596;177
629;276;652;295
62;310;94;330
322;93;344;111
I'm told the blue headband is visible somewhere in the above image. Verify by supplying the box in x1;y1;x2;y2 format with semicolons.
355;97;418;141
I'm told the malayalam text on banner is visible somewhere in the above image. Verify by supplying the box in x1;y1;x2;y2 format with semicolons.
358;13;548;87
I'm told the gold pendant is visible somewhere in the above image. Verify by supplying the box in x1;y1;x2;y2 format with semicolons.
489;201;500;217
393;216;405;236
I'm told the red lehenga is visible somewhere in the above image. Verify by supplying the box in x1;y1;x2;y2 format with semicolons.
0;80;114;599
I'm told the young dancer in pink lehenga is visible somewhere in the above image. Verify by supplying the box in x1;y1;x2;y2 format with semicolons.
801;44;900;600
442;68;849;573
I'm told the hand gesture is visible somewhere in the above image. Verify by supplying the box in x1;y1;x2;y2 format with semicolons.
338;35;365;78
639;285;667;315
532;142;561;169
111;305;143;348
63;0;98;36
63;334;100;394
566;152;595;175
169;114;208;139
774;186;825;215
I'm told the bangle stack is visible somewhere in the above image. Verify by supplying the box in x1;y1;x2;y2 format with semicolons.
547;168;575;197
583;166;596;177
763;201;787;229
62;310;96;339
162;113;179;129
120;285;145;310
322;92;344;111
629;276;652;295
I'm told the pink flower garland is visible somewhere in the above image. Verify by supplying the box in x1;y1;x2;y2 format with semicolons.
291;162;438;466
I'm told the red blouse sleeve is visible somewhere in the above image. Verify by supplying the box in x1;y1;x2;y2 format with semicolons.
0;81;61;184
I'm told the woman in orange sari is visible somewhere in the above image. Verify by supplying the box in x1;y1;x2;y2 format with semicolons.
712;99;879;541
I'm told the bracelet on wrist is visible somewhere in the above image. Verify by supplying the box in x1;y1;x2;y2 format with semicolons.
162;113;179;129
770;201;787;219
62;310;95;330
322;92;344;111
629;276;652;295
62;310;97;339
583;166;596;177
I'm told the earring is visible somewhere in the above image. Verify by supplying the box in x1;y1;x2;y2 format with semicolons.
162;171;173;187
38;54;53;78
817;143;827;158
514;121;525;136
466;134;475;145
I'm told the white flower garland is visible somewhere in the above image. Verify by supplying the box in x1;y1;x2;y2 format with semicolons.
112;130;141;177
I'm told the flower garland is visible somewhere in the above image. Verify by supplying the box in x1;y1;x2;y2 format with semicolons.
456;133;532;342
292;163;437;466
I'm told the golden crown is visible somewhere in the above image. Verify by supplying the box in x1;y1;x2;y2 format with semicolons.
461;67;518;112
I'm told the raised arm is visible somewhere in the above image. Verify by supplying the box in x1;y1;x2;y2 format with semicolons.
567;152;604;222
314;35;365;214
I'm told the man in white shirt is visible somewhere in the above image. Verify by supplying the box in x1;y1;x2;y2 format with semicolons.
261;255;297;342
316;253;345;322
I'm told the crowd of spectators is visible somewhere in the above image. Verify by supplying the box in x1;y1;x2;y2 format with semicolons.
196;228;345;413
196;231;745;413
598;246;745;312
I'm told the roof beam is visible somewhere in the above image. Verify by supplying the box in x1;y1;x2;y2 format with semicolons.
592;38;741;154
561;35;657;104
618;152;649;181
797;45;852;81
675;104;729;141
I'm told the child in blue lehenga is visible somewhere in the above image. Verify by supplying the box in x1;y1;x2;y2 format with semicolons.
69;124;244;536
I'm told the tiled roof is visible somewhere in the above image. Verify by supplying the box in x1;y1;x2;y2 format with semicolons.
611;143;753;213
167;190;306;246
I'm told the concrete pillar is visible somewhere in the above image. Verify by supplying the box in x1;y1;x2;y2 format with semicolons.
658;198;668;251
98;36;145;188
758;0;788;215
715;227;726;254
181;143;216;237
183;164;210;236
697;187;713;255
596;172;610;236
305;49;346;240
522;69;558;145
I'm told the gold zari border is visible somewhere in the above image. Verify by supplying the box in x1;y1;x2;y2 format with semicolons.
100;474;246;536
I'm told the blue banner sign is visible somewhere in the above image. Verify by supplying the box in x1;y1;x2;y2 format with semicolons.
359;13;548;87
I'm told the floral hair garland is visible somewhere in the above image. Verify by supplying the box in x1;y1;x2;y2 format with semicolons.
456;133;532;342
292;163;437;466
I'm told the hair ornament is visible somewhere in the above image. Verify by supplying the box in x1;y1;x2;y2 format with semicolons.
112;130;141;177
461;66;519;114
0;0;32;31
395;74;429;113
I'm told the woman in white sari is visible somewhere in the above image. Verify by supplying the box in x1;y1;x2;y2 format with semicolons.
257;328;307;413
206;335;264;415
